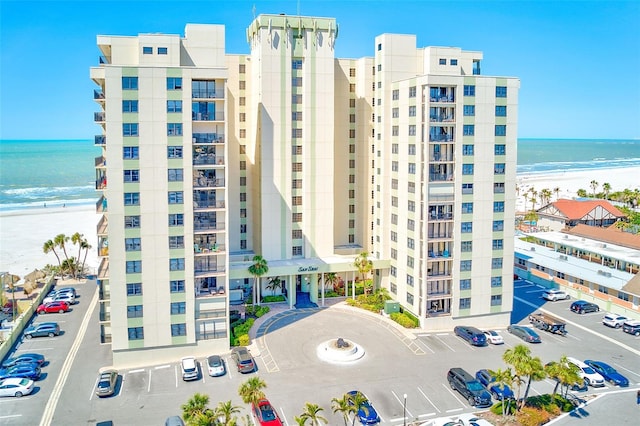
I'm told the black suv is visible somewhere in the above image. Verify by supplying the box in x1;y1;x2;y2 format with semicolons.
622;320;640;336
453;325;487;346
570;300;600;314
447;368;492;407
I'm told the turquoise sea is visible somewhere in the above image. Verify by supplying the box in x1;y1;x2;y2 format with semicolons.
0;138;639;212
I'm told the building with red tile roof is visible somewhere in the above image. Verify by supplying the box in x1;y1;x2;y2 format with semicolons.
536;199;626;231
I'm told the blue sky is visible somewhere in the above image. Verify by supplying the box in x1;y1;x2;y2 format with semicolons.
1;0;638;140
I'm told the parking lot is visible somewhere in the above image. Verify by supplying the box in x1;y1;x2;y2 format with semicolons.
2;279;639;425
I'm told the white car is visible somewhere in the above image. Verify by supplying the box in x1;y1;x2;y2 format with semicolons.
180;356;199;381
566;357;605;387
483;330;504;345
419;417;462;426
457;413;494;426
43;292;75;305
206;355;226;377
542;289;570;301
602;313;627;328
0;377;35;397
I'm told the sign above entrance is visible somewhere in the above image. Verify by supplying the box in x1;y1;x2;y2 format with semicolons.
298;266;319;272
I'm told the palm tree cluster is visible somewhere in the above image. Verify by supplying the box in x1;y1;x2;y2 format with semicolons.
42;232;92;279
576;181;640;233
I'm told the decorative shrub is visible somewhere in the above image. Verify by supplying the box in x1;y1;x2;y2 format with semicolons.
490;400;516;416
390;312;418;328
255;306;270;317
399;308;420;327
261;295;285;303
237;334;250;346
517;406;552;426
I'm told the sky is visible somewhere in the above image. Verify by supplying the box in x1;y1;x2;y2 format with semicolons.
0;0;639;140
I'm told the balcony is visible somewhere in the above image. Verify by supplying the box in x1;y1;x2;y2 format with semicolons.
192;89;225;99
193;154;224;166
193;133;225;144
192;111;225;121
97;215;108;236
429;87;455;103
429;134;454;142
94;89;105;100
193;196;225;210
94;112;106;122
193;177;225;188
95;135;106;146
194;243;225;254
96;196;107;213
96;175;107;190
194;220;226;232
429;173;453;182
98;258;109;279
195;265;226;277
95;155;106;168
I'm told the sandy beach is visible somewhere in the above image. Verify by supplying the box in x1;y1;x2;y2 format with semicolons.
0;205;100;281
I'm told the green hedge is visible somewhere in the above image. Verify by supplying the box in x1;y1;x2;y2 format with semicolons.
255;306;270;317
261;295;285;303
390;312;419;328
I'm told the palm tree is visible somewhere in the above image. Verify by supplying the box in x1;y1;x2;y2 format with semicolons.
346;391;368;426
353;252;374;295
54;233;70;263
541;188;552;205
266;276;282;297
577;188;588;198
79;239;92;276
43;239;62;271
602;182;611;199
521;356;546;404
331;395;353;426
489;368;515;416
590;180;598;197
214;400;242;426
248;255;269;305
181;393;211;425
545;356;582;397
238;376;267;405
553;187;560;201
503;344;545;410
299;403;328;425
293;416;308;426
71;232;84;274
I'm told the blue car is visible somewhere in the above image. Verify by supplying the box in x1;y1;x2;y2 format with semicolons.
347;390;380;425
584;360;629;387
0;364;41;381
475;369;515;400
2;353;45;368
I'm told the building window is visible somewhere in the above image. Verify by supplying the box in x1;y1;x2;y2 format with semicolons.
495;125;507;136
494;163;506;174
407;238;415;249
459;298;471;309
491;295;502;306
463;85;475;96
495;144;506;155
392;89;399;100
495;106;507;116
439;58;446;65
127;305;143;318
167;123;182;136
463;105;475;116
462;145;474;156
128;327;144;340
239;81;246;90
408;125;416;136
292;77;303;86
450;59;458;65
463;125;474;136
494;182;505;193
292;246;303;256
460;260;472;271
292;111;302;121
168;214;184;226
170;280;185;293
240;224;247;233
492;239;504;250
126;260;142;274
460;279;471;290
125;237;141;251
407;256;414;268
167;146;183;158
122;100;138;113
240;176;247;186
239;64;246;73
127;283;142;296
461;241;472;252
406;275;414;287
462;164;474;175
170;302;186;315
171;323;187;336
169;258;185;271
124;215;140;228
408;163;416;174
409;86;416;97
496;86;507;97
292;128;303;138
123;169;140;182
123;146;139;159
167;100;182;113
408;200;415;212
168;168;183;181
168;191;184;204
493;220;504;231
292;229;302;239
122;77;138;90
292;196;302;206
240;160;246;170
240;240;247;249
292;94;302;104
239;97;246;106
461;222;473;233
123;123;139;136
293;58;303;69
493;201;505;212
169;236;184;249
409;106;416;117
292;163;303;172
390;231;397;242
292;179;302;189
167;77;182;90
292;213;302;222
492;258;503;269
143;46;152;54
124;192;140;206
462;183;473;194
461;202;473;214
240;192;247;202
158;47;168;55
390;248;397;260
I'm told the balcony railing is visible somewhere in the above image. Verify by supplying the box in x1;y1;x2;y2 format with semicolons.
96;176;107;190
98;258;109;279
95;135;106;145
94;90;105;100
427;232;453;239
428;212;453;221
193;155;224;166
192;112;225;121
430;115;455;122
99;311;111;322
430;154;454;162
429;135;454;142
193;133;225;144
195;265;227;276
194;221;226;232
192;89;224;99
96;196;107;213
430;96;455;103
194;243;225;253
98;55;110;65
94;112;106;122
95;156;106;167
429;174;453;182
97;216;108;236
194;199;225;209
193;178;225;188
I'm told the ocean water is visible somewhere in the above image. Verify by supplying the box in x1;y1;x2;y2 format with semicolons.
0;138;639;212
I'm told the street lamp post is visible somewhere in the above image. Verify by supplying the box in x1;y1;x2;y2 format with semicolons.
403;393;407;426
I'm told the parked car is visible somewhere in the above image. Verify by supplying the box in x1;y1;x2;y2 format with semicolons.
602;313;628;328
43;292;75;306
23;322;60;339
584;360;629;387
482;330;504;345
206;355;226;377
0;378;35;398
347;390;381;424
545;361;588;392
230;347;255;373
542;289;570;301
566;357;605;387
251;398;283;426
453;326;487;347
507;325;541;343
457;413;494;426
36;301;70;314
0;364;41;381
475;369;514;400
2;353;45;368
570;300;599;314
622;320;640;336
180;357;199;381
95;369;118;397
447;368;492;408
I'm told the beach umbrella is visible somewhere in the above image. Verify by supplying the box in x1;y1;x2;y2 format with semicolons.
24;269;46;284
1;273;20;287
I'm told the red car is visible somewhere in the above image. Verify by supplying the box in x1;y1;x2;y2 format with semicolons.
252;399;283;426
37;301;70;314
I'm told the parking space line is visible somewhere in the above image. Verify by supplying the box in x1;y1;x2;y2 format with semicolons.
417;386;440;413
391;390;413;419
0;415;22;420
155;364;170;370
613;363;640;379
147;369;152;392
129;368;145;374
415;339;435;354
433;335;456;352
89;375;99;401
441;383;466;407
446;408;463;413
175;365;178;388
278;407;289;426
526;289;546;293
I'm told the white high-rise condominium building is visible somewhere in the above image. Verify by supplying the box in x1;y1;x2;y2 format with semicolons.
91;14;518;366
